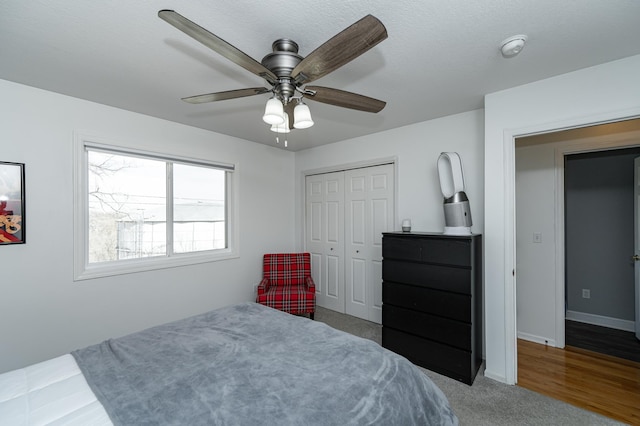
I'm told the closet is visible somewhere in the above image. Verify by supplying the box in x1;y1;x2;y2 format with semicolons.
305;163;395;323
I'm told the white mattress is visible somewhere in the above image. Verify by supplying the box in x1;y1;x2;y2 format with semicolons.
0;354;111;426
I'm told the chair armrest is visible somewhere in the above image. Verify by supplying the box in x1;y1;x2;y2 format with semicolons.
257;278;270;296
304;276;316;293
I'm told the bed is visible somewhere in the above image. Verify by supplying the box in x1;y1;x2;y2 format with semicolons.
0;302;458;425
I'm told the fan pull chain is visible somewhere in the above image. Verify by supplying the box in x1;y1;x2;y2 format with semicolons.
274;135;288;148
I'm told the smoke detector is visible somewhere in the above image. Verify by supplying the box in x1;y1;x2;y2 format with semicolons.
500;35;528;58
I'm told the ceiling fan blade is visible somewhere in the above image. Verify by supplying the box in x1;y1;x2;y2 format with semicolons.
304;86;386;113
158;10;277;84
291;15;387;85
182;87;270;104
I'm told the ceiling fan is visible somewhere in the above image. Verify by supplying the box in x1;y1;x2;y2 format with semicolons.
158;10;388;131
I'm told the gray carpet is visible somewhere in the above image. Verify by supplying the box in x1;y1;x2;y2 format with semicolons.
314;307;624;426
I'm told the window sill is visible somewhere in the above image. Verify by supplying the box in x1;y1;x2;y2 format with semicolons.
74;249;238;281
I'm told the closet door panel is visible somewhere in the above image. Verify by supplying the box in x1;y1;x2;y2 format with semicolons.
346;181;369;319
345;164;394;323
306;172;345;313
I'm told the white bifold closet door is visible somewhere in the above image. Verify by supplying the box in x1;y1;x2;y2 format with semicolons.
306;171;345;314
305;163;394;323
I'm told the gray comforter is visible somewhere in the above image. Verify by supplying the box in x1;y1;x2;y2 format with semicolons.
72;302;458;425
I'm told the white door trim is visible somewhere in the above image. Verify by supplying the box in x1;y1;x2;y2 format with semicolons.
635;157;640;340
303;157;398;177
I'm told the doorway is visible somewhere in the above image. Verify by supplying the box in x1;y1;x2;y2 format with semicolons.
514;119;640;420
564;148;640;362
515;119;640;353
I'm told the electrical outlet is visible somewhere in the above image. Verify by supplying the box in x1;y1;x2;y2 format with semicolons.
582;289;590;299
533;232;542;243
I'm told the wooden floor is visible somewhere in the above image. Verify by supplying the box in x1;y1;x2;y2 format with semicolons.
517;339;640;425
566;320;640;363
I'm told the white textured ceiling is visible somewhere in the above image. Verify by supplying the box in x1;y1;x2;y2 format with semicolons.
2;1;640;151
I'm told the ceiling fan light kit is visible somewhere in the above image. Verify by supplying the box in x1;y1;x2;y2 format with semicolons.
270;112;291;134
293;101;314;129
157;9;388;146
262;96;285;125
500;34;528;58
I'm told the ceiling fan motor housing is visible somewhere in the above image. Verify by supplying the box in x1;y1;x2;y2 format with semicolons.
261;39;304;101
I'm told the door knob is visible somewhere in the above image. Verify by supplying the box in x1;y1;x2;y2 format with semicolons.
633;254;640;261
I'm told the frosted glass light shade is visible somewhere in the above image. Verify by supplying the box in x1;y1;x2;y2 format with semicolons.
270;112;290;133
262;97;284;125
293;102;314;129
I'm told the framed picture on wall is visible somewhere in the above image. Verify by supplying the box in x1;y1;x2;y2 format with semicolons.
0;162;25;245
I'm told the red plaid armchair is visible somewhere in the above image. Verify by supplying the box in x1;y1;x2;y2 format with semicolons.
256;253;316;320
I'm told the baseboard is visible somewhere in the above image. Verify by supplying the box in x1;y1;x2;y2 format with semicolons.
566;310;635;332
516;331;557;347
483;369;510;385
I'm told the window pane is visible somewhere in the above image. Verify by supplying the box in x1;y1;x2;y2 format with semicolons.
173;164;226;253
88;151;166;262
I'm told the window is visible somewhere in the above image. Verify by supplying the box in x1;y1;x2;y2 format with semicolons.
74;135;237;280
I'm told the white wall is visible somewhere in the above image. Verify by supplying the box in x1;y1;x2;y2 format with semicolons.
484;54;640;384
515;143;557;345
294;109;485;244
0;79;296;373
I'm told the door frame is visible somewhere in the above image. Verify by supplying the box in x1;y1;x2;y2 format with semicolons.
302;157;398;181
635;157;640;340
514;125;640;350
507;118;640;385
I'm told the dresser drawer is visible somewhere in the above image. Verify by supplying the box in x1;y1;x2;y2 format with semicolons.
383;259;472;294
383;235;472;267
381;236;424;261
383;305;471;350
382;327;474;384
383;281;471;322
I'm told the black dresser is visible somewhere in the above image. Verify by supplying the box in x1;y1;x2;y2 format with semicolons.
381;232;482;385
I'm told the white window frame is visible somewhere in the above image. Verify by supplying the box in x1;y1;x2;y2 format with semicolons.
73;133;239;281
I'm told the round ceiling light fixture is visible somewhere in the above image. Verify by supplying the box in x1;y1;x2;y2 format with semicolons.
500;35;528;58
